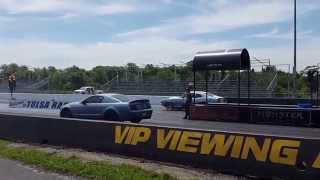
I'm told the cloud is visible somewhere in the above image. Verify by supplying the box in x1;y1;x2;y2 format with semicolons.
252;28;281;38
0;0;143;16
161;0;173;4
249;28;313;39
0;36;319;71
0;15;13;22
0;0;318;71
117;0;318;39
0;38;237;69
250;36;320;71
95;4;137;15
0;0;68;14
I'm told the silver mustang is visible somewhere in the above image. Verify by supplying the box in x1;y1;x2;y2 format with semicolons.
161;91;225;110
60;94;152;123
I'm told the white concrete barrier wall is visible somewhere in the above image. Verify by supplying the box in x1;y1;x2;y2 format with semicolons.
0;93;171;109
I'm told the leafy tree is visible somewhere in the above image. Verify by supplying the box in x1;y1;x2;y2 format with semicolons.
49;71;64;90
90;66;108;85
158;68;174;81
126;63;139;74
177;66;192;81
0;63;313;98
63;66;89;90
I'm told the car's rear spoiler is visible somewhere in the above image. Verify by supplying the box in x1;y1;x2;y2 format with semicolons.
129;99;151;110
129;99;150;104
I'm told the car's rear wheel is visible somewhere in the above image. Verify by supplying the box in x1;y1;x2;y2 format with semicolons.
104;110;119;121
166;103;174;111
60;108;72;118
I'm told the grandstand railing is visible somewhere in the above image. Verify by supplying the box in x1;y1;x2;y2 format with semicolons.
101;75;119;91
26;78;49;89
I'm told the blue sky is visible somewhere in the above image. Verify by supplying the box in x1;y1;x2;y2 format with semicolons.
0;0;319;71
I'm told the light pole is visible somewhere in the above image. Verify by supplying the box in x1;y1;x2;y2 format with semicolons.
293;0;297;97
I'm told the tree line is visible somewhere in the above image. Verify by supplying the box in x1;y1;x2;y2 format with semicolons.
0;63;311;97
0;63;193;90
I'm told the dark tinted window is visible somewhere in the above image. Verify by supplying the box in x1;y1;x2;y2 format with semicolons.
191;93;202;98
103;96;118;103
84;96;103;103
112;95;130;102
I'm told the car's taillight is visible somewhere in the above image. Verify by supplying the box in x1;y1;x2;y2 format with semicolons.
130;102;151;110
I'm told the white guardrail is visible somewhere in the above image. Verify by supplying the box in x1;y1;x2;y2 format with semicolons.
0;93;171;110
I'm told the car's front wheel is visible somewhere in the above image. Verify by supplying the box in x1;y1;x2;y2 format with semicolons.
60;108;72;118
104;110;119;121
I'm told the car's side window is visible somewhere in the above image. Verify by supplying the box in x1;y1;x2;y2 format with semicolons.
191;93;202;98
85;96;103;103
97;96;104;103
103;97;118;103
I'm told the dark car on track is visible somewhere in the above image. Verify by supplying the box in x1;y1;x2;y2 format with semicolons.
160;91;225;110
60;94;152;123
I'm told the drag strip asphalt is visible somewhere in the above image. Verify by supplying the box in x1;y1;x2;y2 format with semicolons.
0;158;75;180
0;103;320;139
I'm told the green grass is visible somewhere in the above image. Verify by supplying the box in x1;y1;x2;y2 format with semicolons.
0;140;174;180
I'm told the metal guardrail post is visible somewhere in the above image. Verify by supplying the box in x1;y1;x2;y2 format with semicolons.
238;70;240;105
317;71;319;107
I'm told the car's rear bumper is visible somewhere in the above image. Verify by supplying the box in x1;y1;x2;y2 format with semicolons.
129;109;153;120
